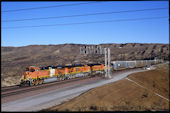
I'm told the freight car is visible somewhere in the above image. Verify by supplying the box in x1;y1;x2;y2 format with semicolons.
112;59;162;71
20;63;104;86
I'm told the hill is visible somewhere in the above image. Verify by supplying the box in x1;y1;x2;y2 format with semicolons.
1;43;169;86
46;63;169;111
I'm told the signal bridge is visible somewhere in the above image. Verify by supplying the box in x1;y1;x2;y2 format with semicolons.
80;45;111;78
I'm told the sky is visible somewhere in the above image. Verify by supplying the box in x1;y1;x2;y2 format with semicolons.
1;1;169;47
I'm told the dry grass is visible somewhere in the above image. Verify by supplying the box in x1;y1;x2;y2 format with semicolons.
46;63;169;111
1;76;21;87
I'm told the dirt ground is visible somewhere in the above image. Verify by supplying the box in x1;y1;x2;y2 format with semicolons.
46;63;169;111
1;76;21;87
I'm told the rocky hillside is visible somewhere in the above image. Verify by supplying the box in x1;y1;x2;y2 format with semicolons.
1;43;169;86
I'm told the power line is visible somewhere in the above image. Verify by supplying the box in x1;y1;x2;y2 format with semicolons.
2;16;168;29
2;7;169;22
2;2;96;13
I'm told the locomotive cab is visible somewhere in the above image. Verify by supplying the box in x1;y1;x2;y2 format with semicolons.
20;66;40;86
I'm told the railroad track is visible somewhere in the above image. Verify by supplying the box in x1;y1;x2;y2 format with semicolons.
1;75;100;98
1;85;28;93
1;85;21;92
1;76;94;93
1;68;144;98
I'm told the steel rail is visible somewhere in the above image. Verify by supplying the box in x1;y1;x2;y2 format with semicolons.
1;75;97;98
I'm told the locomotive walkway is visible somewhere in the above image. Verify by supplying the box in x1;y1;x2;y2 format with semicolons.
2;68;151;111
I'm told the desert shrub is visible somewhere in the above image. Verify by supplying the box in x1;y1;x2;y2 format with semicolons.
153;81;156;88
89;105;98;111
142;93;148;98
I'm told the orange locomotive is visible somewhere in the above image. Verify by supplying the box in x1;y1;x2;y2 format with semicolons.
20;66;50;86
20;64;105;86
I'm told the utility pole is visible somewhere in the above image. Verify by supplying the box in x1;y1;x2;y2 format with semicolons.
104;48;108;78
107;48;111;78
104;48;111;78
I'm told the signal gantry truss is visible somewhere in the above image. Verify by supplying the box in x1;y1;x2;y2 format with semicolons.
80;45;111;78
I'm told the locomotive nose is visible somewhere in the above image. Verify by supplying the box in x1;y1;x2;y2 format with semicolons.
22;71;29;80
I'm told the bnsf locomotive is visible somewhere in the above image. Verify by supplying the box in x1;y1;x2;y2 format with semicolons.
20;59;163;86
20;64;105;86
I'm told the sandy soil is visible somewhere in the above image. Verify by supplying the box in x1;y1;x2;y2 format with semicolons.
47;63;169;111
1;76;21;87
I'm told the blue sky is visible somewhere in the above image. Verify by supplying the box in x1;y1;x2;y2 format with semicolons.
1;1;169;47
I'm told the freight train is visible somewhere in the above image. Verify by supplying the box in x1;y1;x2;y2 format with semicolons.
112;59;162;70
20;59;162;86
20;63;105;86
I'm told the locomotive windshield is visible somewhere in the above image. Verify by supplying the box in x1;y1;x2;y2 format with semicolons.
30;68;35;72
25;68;29;71
25;68;35;72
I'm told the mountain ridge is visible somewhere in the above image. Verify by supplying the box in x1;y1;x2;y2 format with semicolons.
1;43;169;86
